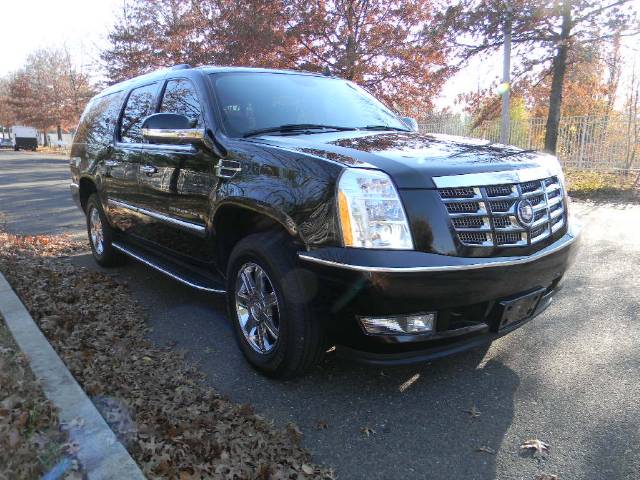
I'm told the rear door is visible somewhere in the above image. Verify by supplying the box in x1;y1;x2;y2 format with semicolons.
106;82;161;231
135;77;218;261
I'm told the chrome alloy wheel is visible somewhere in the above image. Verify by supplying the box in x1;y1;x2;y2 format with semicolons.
89;207;105;255
235;262;280;354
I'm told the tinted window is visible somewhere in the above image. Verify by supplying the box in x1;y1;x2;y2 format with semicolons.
120;83;159;143
160;79;202;128
210;73;407;137
75;92;124;146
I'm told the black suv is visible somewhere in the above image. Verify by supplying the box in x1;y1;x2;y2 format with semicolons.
70;65;579;378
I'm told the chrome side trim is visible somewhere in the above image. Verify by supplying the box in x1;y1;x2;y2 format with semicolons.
114;142;196;153
112;243;225;294
107;199;206;235
298;231;579;273
433;167;555;188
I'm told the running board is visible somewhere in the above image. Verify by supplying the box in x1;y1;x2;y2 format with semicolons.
112;242;226;294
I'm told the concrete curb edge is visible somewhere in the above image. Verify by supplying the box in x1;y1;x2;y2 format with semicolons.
0;272;146;480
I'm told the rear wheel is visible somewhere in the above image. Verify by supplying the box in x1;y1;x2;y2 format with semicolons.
226;232;324;379
85;194;123;267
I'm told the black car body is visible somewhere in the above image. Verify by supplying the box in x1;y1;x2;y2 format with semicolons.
70;65;579;377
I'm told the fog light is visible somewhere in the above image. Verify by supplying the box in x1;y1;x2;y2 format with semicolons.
359;313;436;335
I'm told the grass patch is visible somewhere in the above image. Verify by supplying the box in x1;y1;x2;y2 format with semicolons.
565;170;639;203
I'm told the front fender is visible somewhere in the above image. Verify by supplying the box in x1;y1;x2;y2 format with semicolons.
213;142;344;247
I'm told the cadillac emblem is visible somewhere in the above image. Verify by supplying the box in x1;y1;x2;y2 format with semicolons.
516;199;534;226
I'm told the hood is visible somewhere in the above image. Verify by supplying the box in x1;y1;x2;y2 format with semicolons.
249;131;560;189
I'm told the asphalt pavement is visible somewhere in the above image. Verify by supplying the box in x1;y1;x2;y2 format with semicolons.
1;150;639;479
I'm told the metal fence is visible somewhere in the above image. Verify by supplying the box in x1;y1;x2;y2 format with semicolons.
414;115;640;172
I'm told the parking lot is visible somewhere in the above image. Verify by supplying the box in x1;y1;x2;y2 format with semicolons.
1;149;639;479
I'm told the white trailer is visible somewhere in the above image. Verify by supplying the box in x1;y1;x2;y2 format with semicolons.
11;126;38;151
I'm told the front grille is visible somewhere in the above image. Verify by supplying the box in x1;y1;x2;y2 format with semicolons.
446;202;481;214
458;232;491;245
439;187;476;198
438;175;566;247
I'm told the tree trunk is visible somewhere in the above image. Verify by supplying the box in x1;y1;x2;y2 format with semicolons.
544;0;572;154
57;124;62;142
42;131;49;147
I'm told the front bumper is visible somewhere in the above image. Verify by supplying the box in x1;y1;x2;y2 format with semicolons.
70;182;82;210
299;227;580;364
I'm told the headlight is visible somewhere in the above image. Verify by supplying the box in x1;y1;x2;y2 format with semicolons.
337;169;413;249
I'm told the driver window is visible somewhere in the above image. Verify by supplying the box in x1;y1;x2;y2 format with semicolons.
160;79;203;128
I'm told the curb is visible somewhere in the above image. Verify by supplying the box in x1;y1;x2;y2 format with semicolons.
0;273;146;480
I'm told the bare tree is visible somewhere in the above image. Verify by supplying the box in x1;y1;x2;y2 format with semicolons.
0;78;16;139
101;0;457;111
452;0;639;153
7;48;94;143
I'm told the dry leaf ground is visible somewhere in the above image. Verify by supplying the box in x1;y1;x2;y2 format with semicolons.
0;315;82;479
0;231;333;479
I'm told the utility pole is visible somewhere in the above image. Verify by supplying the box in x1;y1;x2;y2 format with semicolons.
500;1;512;145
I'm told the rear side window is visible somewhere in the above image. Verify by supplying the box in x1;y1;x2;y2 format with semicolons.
160;79;203;128
75;91;123;146
119;83;159;143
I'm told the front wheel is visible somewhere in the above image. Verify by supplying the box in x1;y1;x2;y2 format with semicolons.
85;194;123;267
226;232;324;379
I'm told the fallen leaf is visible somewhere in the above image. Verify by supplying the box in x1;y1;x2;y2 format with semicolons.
463;404;481;418
316;420;329;430
521;439;550;457
476;446;495;454
534;475;558;480
361;426;376;437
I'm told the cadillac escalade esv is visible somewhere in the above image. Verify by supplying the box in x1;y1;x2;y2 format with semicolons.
70;65;579;378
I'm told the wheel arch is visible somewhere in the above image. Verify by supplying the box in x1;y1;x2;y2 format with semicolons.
212;201;303;271
78;176;98;212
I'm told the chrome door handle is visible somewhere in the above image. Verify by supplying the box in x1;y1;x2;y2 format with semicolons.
104;160;118;167
215;159;241;179
141;165;157;175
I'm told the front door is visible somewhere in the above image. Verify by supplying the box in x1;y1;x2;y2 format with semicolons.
135;78;219;263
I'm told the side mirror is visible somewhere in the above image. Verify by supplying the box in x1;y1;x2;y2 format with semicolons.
399;116;419;132
141;113;205;145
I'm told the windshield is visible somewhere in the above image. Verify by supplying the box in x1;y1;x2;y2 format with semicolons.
210;72;408;137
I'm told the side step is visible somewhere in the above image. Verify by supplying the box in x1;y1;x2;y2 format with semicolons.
112;241;226;294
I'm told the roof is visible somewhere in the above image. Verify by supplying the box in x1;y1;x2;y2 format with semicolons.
196;66;327;77
96;65;331;100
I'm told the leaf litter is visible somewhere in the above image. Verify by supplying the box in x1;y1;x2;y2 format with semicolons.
0;314;82;479
0;231;334;479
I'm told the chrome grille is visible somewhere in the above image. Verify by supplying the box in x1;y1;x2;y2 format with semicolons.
438;175;566;247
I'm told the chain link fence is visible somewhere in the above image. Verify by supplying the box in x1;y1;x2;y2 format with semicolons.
413;114;640;172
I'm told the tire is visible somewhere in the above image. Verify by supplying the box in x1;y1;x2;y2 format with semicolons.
85;194;123;267
226;232;324;379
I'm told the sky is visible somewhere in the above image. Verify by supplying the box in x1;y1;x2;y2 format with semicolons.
0;0;638;114
0;0;122;76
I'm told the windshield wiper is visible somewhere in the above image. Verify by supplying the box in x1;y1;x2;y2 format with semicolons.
243;124;357;138
360;125;410;132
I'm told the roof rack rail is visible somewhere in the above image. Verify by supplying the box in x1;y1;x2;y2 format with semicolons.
170;64;192;70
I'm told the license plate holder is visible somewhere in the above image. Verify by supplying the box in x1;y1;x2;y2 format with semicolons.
497;288;545;330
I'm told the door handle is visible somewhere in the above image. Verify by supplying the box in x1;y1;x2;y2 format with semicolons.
104;159;118;167
141;165;158;175
215;159;241;179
